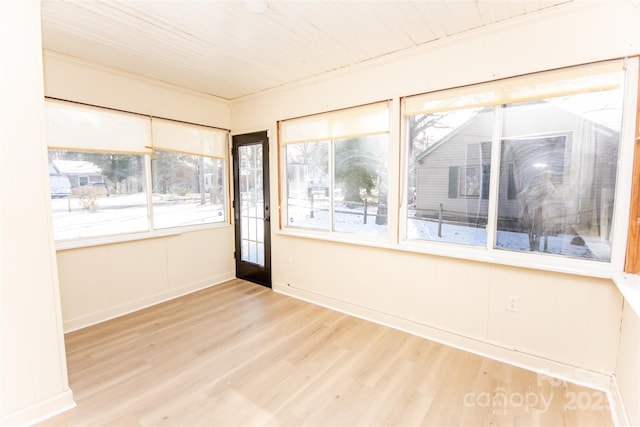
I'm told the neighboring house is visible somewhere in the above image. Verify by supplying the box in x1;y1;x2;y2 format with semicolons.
51;159;104;187
48;163;71;198
414;101;619;242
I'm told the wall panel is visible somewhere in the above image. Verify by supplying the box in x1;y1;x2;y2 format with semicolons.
1;1;73;425
58;228;235;332
43;51;231;128
616;304;640;426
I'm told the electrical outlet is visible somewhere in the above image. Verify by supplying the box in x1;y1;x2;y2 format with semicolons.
506;296;519;312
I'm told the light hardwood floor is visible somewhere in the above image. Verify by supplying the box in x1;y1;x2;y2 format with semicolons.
40;279;613;426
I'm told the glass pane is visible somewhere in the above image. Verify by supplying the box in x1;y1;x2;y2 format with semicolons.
333;134;388;236
406;108;493;246
286;141;329;230
239;144;264;266
495;86;624;261
48;150;148;240
152;150;225;229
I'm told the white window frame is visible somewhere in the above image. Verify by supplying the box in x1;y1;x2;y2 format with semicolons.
279;101;392;242
45;99;231;250
398;58;639;278
150;149;228;230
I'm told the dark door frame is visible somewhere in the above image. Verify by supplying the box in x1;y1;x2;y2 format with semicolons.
232;131;271;287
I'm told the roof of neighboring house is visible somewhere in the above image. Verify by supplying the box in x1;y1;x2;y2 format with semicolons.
48;163;61;175
414;107;491;163
52;160;102;175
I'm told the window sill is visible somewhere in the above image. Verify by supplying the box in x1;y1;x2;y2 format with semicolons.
399;240;615;278
55;222;232;251
612;272;640;319
277;227;616;279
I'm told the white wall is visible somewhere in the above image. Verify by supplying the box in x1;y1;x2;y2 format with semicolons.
57;228;235;331
0;1;74;425
617;303;640;426
273;238;622;371
43;52;236;331
44;51;231;129
232;0;640;389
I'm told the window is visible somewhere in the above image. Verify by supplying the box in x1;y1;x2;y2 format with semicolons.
496;98;617;260
285;141;329;230
333;135;388;234
49;151;148;240
407;108;493;246
404;60;627;262
150;118;228;229
280;102;390;238
45;100;228;243
151;151;225;229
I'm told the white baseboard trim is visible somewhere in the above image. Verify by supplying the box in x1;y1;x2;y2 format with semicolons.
274;282;626;425
1;389;75;427
63;272;235;333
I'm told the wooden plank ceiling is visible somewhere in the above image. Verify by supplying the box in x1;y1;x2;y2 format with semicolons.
40;0;571;100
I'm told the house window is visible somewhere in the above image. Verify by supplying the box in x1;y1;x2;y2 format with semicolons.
280;101;390;238
44;100;229;243
403;60;627;262
459;166;481;197
505;135;566;200
496;101;614;260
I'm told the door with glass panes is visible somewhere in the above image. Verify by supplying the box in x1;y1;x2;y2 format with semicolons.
232;131;271;287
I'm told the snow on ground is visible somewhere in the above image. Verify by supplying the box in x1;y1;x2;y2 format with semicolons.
287;197;387;237
408;217;610;261
407;217;487;247
51;193;611;262
51;193;224;240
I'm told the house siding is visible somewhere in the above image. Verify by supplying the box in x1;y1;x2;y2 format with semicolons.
415;102;619;239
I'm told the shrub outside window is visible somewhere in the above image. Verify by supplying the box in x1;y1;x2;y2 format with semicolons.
280;101;390;238
404;60;626;262
333;135;388;235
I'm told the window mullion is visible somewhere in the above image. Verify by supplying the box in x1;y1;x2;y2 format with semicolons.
388;97;402;246
329;139;335;232
146;153;155;231
486;105;504;251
